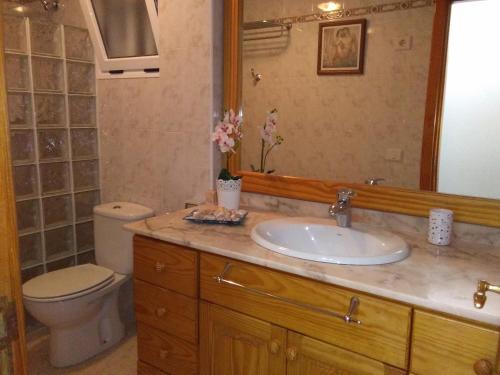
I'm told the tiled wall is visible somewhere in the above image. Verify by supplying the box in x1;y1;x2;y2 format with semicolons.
4;13;99;283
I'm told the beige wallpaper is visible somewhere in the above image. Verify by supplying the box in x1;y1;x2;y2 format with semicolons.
98;0;223;213
241;0;434;189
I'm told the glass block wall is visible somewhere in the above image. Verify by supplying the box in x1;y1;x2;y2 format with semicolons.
4;15;100;283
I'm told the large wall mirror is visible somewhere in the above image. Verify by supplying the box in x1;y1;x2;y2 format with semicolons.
241;0;434;190
224;0;500;226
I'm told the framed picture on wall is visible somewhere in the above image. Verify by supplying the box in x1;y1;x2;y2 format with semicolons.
317;19;367;75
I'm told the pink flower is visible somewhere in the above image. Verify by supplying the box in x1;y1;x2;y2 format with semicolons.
261;110;278;144
212;109;243;154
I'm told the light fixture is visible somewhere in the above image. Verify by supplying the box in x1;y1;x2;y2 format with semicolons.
317;2;341;12
14;5;25;12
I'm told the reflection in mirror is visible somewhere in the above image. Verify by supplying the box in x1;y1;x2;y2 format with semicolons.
241;0;435;189
437;0;500;200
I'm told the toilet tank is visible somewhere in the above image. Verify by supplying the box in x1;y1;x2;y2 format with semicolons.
93;202;154;275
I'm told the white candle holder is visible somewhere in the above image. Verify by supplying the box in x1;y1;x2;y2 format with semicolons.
428;208;453;246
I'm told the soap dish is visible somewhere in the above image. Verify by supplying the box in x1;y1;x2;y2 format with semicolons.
184;207;248;226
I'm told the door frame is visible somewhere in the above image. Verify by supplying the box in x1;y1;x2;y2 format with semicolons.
0;13;29;375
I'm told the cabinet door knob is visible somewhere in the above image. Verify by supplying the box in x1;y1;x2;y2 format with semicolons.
159;349;169;359
286;347;298;361
156;307;166;317
474;359;494;375
155;262;166;272
269;339;281;355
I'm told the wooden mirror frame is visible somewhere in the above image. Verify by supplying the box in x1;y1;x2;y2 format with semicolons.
223;0;500;227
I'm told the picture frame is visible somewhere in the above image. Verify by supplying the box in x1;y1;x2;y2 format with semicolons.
317;19;367;75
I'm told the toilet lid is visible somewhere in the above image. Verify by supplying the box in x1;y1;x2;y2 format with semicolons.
23;264;115;300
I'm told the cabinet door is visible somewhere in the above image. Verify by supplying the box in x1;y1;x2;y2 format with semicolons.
411;310;499;375
138;360;168;375
286;331;406;375
200;302;286;375
201;253;411;368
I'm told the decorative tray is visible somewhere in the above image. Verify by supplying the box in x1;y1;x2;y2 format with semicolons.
183;207;248;226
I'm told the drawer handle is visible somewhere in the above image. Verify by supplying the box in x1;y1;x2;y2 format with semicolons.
474;280;500;309
159;349;169;359
156;307;167;317
269;339;281;355
214;263;362;325
474;359;497;375
286;347;298;361
155;262;166;273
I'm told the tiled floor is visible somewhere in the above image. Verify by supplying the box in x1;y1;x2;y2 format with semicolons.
27;328;137;375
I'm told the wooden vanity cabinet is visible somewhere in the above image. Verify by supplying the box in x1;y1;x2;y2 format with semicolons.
410;310;500;375
134;235;198;297
137;322;198;374
200;253;412;369
134;236;199;375
200;302;287;375
286;331;406;375
200;302;406;375
138;360;169;375
133;235;500;375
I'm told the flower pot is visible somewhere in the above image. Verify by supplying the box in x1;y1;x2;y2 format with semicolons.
216;179;242;210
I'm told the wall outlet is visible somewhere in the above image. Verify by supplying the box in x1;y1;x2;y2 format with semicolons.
394;35;413;51
385;148;403;162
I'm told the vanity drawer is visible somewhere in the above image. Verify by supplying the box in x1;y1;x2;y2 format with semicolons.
138;361;168;375
200;253;412;368
410;310;500;375
134;236;198;298
137;322;198;375
287;331;407;375
135;279;198;344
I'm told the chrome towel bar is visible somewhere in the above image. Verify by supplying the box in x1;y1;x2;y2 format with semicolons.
213;263;362;325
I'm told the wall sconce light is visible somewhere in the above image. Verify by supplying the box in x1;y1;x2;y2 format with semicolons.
317;2;341;12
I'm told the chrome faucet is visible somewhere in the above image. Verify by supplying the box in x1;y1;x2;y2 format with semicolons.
329;189;355;227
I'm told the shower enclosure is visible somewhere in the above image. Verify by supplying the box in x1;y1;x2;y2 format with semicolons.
3;0;100;286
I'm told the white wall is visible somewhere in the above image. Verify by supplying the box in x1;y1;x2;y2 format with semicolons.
438;0;500;199
97;0;224;213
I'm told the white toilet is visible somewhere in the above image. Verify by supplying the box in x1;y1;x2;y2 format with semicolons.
22;202;154;367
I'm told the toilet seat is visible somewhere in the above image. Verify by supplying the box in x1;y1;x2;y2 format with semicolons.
23;264;115;303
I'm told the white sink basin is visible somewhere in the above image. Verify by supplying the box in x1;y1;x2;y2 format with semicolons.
251;217;410;265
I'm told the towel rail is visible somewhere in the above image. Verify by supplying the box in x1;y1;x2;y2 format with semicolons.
213;262;362;325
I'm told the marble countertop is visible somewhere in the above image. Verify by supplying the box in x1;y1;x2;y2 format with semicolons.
125;207;500;326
